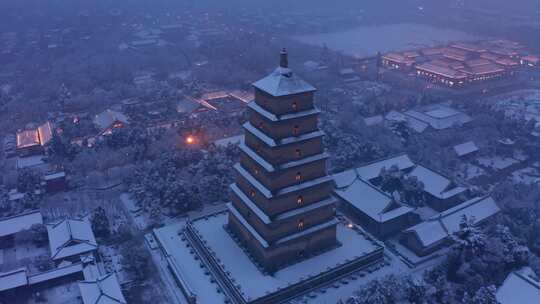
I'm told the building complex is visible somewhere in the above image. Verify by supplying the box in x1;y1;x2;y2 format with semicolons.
382;40;538;87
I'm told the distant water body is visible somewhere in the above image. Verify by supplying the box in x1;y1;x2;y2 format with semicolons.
292;23;483;58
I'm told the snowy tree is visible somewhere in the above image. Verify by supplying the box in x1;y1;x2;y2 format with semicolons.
17;169;41;193
453;215;486;258
57;83;72;110
379;165;402;193
463;285;498;304
0;186;11;215
120;240;151;281
29;223;48;246
349;275;426;304
401;175;426;206
91;206;111;238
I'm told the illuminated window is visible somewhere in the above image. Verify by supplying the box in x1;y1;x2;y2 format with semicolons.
298;219;305;230
295;172;302;181
293;125;299;135
292;102;298;111
295;149;301;157
297;196;304;205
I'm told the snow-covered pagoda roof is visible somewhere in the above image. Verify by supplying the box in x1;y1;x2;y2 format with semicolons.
252;49;316;97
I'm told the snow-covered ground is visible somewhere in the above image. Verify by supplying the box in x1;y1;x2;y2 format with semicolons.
154;212;412;304
511;167;540;185
491;89;540;122
100;245;131;283
154;222;228;304
190;212;382;302
120;193;148;230
292;23;481;58
459;163;486;180
477;156;520;171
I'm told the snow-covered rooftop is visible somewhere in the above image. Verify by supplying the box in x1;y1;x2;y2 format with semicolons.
0;267;28;292
404;104;472;130
213;134;244;147
176;98;206;114
44;171;66;181
496;268;540;304
16;155;46;169
334;176;413;223
405;196;500;247
28;262;84;285
364;115;384;126
252;66;316;97
94;109;129;131
47;219;98;261
406;165;467;199
334;154;415;183
0;210;43;238
453;141;479;157
78;273;127;304
385;111;429;133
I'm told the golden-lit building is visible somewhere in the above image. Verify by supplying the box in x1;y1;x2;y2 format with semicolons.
16;122;53;156
381;39;533;87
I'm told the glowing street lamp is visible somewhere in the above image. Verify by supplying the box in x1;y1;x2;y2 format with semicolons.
186;136;195;144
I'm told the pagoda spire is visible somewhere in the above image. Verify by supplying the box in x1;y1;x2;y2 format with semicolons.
280;48;289;68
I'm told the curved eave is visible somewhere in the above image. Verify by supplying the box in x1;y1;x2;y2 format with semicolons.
239;143;329;173
234;163;334;199
243;122;324;148
248;101;321;122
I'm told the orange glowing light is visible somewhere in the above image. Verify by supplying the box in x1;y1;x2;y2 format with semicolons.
186;136;195;144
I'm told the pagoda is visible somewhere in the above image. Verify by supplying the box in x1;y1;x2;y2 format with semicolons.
228;49;338;272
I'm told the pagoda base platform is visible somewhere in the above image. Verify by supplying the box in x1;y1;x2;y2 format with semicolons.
176;211;383;304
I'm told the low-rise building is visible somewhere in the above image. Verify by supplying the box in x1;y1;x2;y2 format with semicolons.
47;218;98;262
79;273;127;304
0;210;43;248
403;104;472;131
334;169;416;239
521;55;540;67
43;171;67;193
405;165;467;211
15;122;53;157
400;196;499;256
94;110;129;136
454;141;479;158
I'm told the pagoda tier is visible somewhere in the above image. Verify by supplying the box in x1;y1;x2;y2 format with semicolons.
228;49;338;272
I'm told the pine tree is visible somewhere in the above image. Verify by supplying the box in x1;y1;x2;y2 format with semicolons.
91;206;110;238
